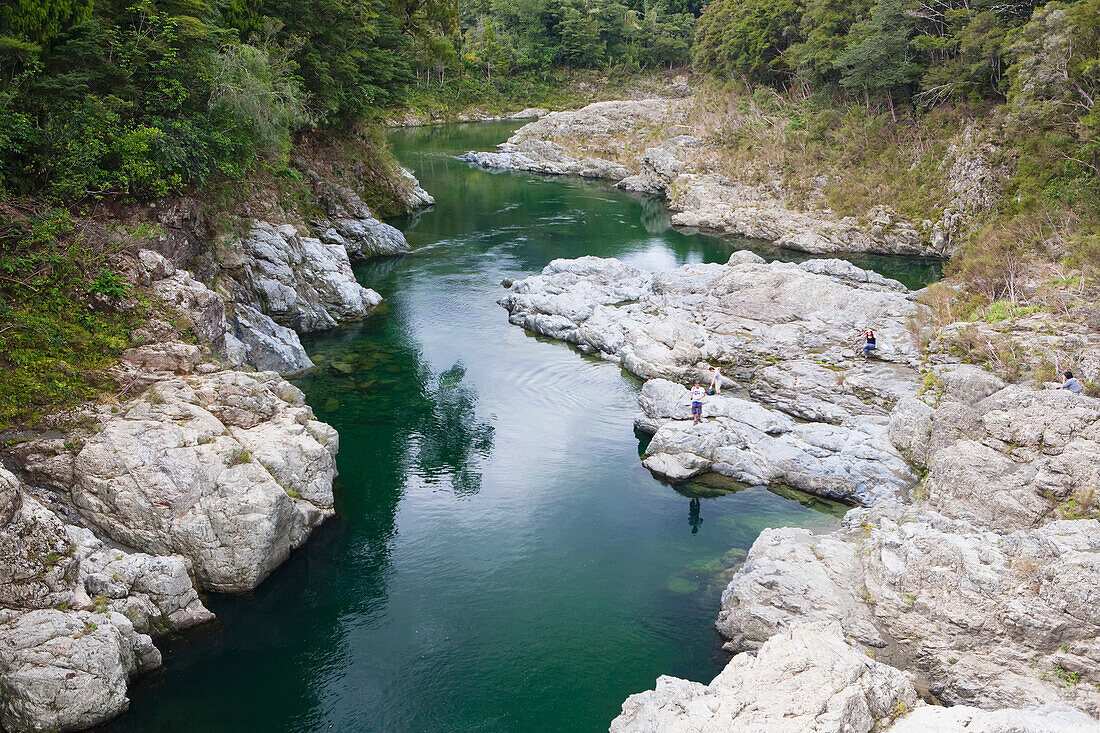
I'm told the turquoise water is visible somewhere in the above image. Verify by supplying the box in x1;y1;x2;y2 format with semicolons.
102;121;934;732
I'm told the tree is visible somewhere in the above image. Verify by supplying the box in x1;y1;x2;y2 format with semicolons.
559;3;604;66
834;0;920;118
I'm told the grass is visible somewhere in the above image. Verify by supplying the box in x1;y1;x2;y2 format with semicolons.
0;205;147;429
227;448;252;467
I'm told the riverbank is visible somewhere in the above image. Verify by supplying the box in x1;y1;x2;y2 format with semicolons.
498;252;1100;728
460;93;1010;259
0;130;435;729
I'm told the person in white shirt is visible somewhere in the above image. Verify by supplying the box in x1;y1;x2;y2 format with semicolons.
708;366;722;395
690;381;706;425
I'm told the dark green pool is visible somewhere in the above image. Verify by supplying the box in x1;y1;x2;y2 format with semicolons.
103;121;937;732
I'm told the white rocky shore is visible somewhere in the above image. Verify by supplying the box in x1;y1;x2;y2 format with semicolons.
498;253;1100;730
463;99;1003;258
500;252;922;504
0;246;352;731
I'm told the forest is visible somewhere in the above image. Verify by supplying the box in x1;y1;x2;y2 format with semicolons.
2;0;1096;200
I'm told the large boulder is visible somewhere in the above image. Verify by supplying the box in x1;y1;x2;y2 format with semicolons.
715;502;1100;714
219;222;382;333
17;370;338;593
611;621;921;733
0;609;159;733
225;302;314;376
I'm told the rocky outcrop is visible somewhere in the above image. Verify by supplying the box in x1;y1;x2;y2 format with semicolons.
216;222;383;333
0;465;212;732
464;98;996;257
611;621;1097;732
309;172;421;260
637;380;915;504
15;370;338;593
500;252;922;501
0;608;160;732
612;621;921;733
715;502;1100;713
891;385;1100;533
705;376;1100;718
460;99;688;180
136;249;314;377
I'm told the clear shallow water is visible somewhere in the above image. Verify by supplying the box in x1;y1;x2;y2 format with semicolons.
103;121;935;733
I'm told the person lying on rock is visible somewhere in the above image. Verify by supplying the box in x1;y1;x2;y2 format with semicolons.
707;365;723;395
857;328;877;359
1060;370;1083;394
691;381;706;425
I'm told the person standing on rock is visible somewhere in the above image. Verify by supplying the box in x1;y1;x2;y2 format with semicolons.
691;381;706;425
707;366;723;395
1060;370;1083;394
858;328;877;359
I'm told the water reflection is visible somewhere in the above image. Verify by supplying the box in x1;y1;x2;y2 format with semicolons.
688;497;702;535
416;363;495;497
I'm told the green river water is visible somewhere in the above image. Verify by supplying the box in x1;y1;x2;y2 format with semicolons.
103;121;940;732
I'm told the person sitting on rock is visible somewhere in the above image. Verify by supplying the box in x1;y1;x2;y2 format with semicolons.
858;328;877;359
707;365;723;395
1060;370;1083;394
690;381;706;425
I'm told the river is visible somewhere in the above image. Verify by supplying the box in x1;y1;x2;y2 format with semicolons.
103;121;940;732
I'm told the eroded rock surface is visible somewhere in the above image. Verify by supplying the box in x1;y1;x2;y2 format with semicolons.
501;253;921;500
611;621;922;733
217;222;382;333
612;621;1098;732
0;466;213;732
16;370;338;593
0;609;160;733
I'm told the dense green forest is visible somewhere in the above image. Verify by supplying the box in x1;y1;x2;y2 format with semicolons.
1;0;1098;423
0;0;694;200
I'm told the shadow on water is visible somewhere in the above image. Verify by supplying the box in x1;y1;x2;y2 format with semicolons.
101;120;934;733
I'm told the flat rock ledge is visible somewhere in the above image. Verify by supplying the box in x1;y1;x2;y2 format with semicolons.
616;373;1100;728
500;252;922;504
463;99;1000;258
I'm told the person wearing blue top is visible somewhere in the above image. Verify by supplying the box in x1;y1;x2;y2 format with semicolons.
1060;370;1082;394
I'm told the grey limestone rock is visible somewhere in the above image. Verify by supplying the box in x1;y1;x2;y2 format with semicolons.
611;621;921;733
220;222;383;333
0;609;159;733
18;370;338;593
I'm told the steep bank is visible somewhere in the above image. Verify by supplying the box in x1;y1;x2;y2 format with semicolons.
0;142;434;730
498;253;1100;728
462;96;1005;258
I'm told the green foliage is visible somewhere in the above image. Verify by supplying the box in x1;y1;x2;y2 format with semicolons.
0;207;145;428
693;0;802;82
